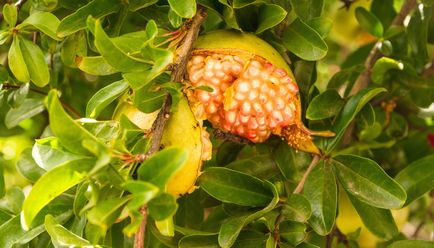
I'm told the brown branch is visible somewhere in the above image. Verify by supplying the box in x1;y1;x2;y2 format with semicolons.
349;0;417;95
213;129;252;145
133;7;207;248
326;226;350;248
293;154;320;194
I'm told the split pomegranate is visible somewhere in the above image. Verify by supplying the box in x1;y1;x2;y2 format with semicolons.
185;30;333;154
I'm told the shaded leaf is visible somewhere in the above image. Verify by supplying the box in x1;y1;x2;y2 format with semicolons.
303;160;337;235
289;0;323;21
218;182;278;248
256;4;287;34
148;193;178;221
395;154;434;206
355;7;383;38
371;57;404;84
282;19;328;61
19;37;50;87
306;89;344;120
8;36;30;83
282;194;311;222
198;167;273;207
5;98;45;128
388;240;434;248
87;196;130;230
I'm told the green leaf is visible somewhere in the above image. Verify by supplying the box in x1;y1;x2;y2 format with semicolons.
8;36;30;83
282;18;328;61
61;31;87;68
273;142;306;182
32;137;87;171
18;12;61;40
22;158;94;229
45;90;106;156
7;82;29;108
129;0;159;11
76;56;118;75
0;213;73;248
87;196;130;230
289;0;323;21
88;18;149;72
306;89;344;120
0;187;24;214
306;17;333;38
226;155;278;180
346;193;398;240
333;155;406;209
86;80;129;118
218;182;278;248
326;87;387;153
148;193;178;221
179;234;219;248
395;154;434;206
45;215;91;247
279;221;306;246
282;194;311;222
198;167;273;207
371;57;404;84
355;7;384;38
168;0;196;18
5;98;45;128
388;240;434;248
123;180;159;210
303;160;337;235
16;148;45;183
255;4;287;34
32;0;58;11
3;4;17;27
138;147;188;190
57;0;120;37
19;36;50;87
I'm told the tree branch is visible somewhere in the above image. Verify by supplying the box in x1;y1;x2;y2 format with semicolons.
293;154;320;194
133;7;207;248
349;0;417;95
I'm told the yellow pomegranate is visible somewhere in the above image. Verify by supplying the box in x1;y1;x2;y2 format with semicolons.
114;95;211;197
336;190;409;248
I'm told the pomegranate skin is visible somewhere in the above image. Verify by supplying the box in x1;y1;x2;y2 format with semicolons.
184;30;333;154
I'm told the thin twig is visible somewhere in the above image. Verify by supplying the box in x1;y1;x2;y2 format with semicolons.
133;7;207;248
213;129;252;145
349;0;417;95
293;155;320;194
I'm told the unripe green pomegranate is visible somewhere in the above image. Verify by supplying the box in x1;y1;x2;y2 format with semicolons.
185;30;333;154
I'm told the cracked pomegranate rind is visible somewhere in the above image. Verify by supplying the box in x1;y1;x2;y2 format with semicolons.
186;30;334;154
115;95;211;196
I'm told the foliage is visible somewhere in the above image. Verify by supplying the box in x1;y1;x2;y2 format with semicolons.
0;0;434;247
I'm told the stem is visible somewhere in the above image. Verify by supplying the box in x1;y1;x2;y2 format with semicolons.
349;0;417;95
293;155;320;194
213;129;252;145
133;7;207;248
134;206;148;248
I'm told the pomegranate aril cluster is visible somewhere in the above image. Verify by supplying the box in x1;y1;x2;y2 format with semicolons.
186;53;299;142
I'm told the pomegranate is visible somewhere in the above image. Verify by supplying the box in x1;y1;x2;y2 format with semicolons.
185;30;333;154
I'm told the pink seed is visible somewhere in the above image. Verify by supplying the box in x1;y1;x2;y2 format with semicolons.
265;101;273;112
236;80;250;92
272;110;283;123
198;91;210;102
241;102;251;115
248;90;258;101
239;115;250;124
251;79;261;88
248;118;258;129
274;97;285;110
226;111;237;124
